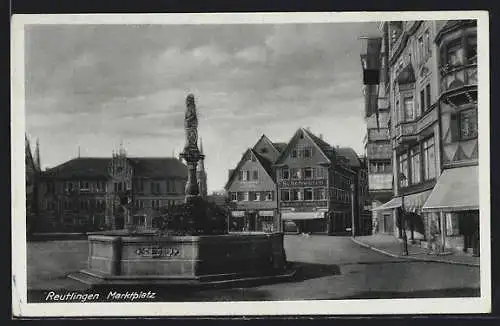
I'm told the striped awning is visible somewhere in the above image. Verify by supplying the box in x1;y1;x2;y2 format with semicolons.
422;166;479;212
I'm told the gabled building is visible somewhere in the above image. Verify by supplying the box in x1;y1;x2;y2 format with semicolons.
224;135;284;233
274;128;363;235
37;146;188;232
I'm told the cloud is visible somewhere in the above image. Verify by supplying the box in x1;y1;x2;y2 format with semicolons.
25;22;379;191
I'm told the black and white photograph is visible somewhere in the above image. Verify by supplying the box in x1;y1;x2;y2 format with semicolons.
11;12;490;317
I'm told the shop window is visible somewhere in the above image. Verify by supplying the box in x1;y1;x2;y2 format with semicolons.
410;146;421;184
423;137;436;180
446;213;460;236
281;189;290;201
398;153;409;187
133;215;146;227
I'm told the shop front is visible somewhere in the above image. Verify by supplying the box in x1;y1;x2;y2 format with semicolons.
281;210;328;234
229;209;278;233
422;165;480;255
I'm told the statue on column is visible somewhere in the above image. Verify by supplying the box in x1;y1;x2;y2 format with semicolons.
180;94;205;204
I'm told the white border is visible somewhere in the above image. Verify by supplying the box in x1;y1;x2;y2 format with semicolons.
11;11;491;317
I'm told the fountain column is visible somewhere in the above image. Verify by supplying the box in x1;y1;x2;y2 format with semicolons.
179;94;205;204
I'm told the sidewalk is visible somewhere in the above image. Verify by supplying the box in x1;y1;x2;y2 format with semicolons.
351;234;480;267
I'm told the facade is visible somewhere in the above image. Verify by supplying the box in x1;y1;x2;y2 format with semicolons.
224;135;284;233
37;146;188;232
367;20;478;255
361;27;395;235
274;128;365;235
25;135;40;234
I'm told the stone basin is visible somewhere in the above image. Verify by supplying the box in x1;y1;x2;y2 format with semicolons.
69;231;293;286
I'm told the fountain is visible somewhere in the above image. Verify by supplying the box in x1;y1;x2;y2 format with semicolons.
69;94;293;287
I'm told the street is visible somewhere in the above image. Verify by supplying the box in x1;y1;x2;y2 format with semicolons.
27;235;480;302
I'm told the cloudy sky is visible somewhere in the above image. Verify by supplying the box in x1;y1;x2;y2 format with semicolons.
25;22;380;192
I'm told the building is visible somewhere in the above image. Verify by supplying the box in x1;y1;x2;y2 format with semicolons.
37;145;188;232
274;128;365;235
224;135;285;233
367;20;478;255
360;29;395;235
25;135;41;234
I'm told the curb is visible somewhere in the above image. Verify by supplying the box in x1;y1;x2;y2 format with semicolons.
350;237;480;267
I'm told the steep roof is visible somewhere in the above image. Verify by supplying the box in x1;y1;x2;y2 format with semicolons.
335;147;362;168
224;148;275;190
272;142;287;153
42;157;188;179
302;128;336;161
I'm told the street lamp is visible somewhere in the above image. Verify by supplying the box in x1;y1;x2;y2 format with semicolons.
399;173;409;256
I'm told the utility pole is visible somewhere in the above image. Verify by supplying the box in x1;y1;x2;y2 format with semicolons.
350;184;356;237
399;173;409;256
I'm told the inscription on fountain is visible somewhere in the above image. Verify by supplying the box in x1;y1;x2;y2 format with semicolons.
135;247;180;258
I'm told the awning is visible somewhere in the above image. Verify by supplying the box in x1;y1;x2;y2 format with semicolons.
422;166;479;212
282;211;325;221
231;211;245;217
371;190;432;213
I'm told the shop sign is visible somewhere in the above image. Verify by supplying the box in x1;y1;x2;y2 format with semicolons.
278;179;326;187
281;201;328;208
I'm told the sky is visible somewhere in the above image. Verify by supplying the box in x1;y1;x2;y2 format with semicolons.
25;22;380;192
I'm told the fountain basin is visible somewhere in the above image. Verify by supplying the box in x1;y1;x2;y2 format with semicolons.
69;232;293;287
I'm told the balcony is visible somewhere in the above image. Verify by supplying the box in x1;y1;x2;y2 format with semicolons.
367;128;390;141
366;143;392;160
440;63;477;94
394;121;418;146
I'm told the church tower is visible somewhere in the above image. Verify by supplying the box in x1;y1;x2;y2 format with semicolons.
197;137;208;200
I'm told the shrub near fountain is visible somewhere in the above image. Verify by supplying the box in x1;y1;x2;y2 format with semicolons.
69;94;292;287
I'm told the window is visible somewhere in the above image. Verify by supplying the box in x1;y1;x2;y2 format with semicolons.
314;188;326;201
395;99;400;123
467;36;477;63
80;181;89;191
446;212;460;236
281;189;290;201
241;171;250;181
459;109;478;139
425;84;431;110
423;137;436;180
399;153;409;187
304;188;313;201
252;170;259;180
231;192;237;202
291;168;301;180
418;36;424;63
291;189;300;201
410;146;421;184
243;192;249;201
291;149;298;158
424;30;431;59
420;89;426;113
254;192;261;201
445;39;464;66
265;192;273;201
404;96;414;121
303;147;312;158
139;180;144;192
152;199;160;209
282;168;290;180
304;167;313;179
